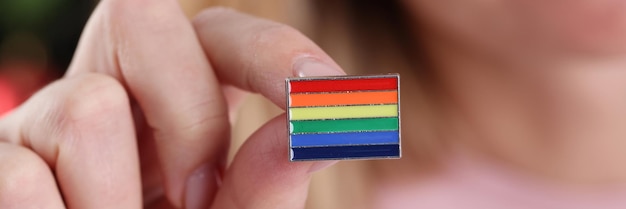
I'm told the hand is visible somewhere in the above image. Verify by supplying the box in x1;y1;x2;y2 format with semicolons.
0;0;344;208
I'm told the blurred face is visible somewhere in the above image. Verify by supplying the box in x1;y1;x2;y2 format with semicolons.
402;0;626;187
404;0;626;58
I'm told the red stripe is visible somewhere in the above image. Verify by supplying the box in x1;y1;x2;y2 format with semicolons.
289;77;397;93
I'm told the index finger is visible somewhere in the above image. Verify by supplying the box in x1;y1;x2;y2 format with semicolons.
192;8;346;108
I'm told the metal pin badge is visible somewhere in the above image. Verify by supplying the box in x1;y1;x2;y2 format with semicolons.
286;74;401;161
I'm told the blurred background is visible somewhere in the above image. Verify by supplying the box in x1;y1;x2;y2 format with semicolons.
0;0;95;114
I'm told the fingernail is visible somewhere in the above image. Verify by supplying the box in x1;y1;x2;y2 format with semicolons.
293;57;345;77
185;163;220;209
308;160;338;173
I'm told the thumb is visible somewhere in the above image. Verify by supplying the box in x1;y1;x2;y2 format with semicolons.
210;114;336;209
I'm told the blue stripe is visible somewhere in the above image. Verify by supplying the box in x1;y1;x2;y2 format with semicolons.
291;144;400;161
290;131;399;147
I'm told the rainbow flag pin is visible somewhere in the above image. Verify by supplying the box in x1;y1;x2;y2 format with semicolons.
286;74;401;161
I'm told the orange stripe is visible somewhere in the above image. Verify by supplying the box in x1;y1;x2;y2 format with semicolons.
289;91;397;107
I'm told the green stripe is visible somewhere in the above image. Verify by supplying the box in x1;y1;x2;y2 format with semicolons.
290;117;399;134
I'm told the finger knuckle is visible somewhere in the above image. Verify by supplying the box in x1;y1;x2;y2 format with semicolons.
35;74;130;143
0;145;50;204
61;73;129;122
154;98;230;144
14;74;131;161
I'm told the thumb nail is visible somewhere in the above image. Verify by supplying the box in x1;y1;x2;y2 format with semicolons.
293;57;345;77
185;163;220;209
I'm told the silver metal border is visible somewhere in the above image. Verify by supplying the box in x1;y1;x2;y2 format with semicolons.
286;73;401;161
285;78;293;161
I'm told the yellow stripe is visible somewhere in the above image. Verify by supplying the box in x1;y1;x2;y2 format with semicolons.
289;105;398;120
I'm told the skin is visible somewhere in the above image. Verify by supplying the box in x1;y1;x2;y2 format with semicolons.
1;0;626;208
0;1;341;208
404;0;626;185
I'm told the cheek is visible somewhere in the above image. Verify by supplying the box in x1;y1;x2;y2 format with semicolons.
406;0;521;52
515;0;626;54
407;0;626;55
